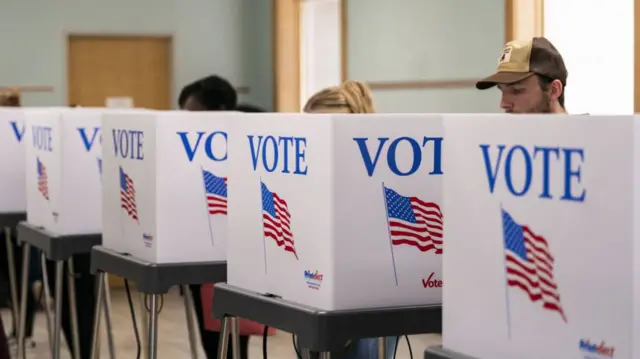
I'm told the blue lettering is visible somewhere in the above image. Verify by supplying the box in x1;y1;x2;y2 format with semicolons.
278;137;294;173
533;146;560;199
111;129;144;160
480;144;505;193
423;137;443;175
262;136;278;172
31;126;53;152
560;148;586;202
480;144;586;202
354;136;443;177
177;131;227;162
293;138;307;175
9;121;25;142
248;135;264;170
354;138;389;176
388;137;421;176
504;145;532;196
248;135;307;175
77;127;101;152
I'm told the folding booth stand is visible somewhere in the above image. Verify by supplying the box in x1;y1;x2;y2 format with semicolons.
212;283;443;359
89;245;228;359
424;347;478;359
15;221;112;359
0;212;26;348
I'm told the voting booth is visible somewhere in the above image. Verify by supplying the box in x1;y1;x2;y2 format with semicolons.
101;111;232;263
226;113;443;310
0;108;27;213
24;108;103;234
442;114;631;359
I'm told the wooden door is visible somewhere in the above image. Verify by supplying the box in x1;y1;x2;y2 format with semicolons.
68;35;172;287
67;35;172;109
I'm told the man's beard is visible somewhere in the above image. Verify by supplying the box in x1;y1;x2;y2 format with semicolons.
529;92;552;113
505;92;552;114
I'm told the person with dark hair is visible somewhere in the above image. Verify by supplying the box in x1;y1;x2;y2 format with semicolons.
179;75;237;111
177;80;200;109
179;75;248;359
235;103;266;113
476;37;568;114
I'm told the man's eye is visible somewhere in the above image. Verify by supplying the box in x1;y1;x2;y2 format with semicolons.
512;88;524;94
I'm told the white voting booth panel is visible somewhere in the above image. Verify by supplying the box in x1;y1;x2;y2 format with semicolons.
442;114;633;359
25;108;104;235
227;114;443;311
102;111;231;263
0;108;26;213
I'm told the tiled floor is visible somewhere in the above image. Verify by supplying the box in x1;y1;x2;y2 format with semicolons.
3;287;441;358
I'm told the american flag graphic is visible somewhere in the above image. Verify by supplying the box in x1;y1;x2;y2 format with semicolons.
502;208;567;323
202;169;227;215
383;186;443;254
36;157;49;200
120;166;139;222
261;181;298;259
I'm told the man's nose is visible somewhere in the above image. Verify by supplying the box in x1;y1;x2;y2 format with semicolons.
500;95;512;111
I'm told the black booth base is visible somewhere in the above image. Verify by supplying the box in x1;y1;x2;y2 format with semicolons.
211;283;442;352
90;246;227;294
424;346;478;359
0;213;26;229
17;221;101;261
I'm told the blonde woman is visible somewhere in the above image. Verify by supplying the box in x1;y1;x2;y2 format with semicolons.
301;81;397;359
303;80;375;114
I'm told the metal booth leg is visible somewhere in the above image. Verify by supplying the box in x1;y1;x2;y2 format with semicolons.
319;353;331;359
16;242;31;359
216;317;231;359
67;258;81;359
52;260;64;359
301;349;312;359
3;227;19;342
90;272;106;359
378;337;388;359
139;292;149;358
230;317;240;359
102;274;116;359
40;252;55;354
147;294;160;359
181;285;198;359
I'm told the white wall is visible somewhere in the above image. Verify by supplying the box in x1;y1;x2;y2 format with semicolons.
300;0;342;107
544;0;634;114
0;0;273;109
299;0;505;113
346;0;504;113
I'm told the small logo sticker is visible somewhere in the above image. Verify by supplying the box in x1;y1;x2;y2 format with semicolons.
304;270;323;290
142;233;154;248
579;339;615;358
421;272;442;289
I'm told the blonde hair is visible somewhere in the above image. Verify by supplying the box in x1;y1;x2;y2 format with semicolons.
0;89;21;107
303;80;375;114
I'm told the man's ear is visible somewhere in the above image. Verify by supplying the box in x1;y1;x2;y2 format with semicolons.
550;79;563;101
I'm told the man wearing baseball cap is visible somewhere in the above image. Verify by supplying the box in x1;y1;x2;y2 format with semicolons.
476;37;568;114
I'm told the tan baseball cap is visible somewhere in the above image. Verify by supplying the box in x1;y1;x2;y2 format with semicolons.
476;37;568;90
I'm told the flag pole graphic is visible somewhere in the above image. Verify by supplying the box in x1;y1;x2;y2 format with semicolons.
500;203;512;340
201;166;215;247
119;168;126;245
260;177;268;274
381;182;399;286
